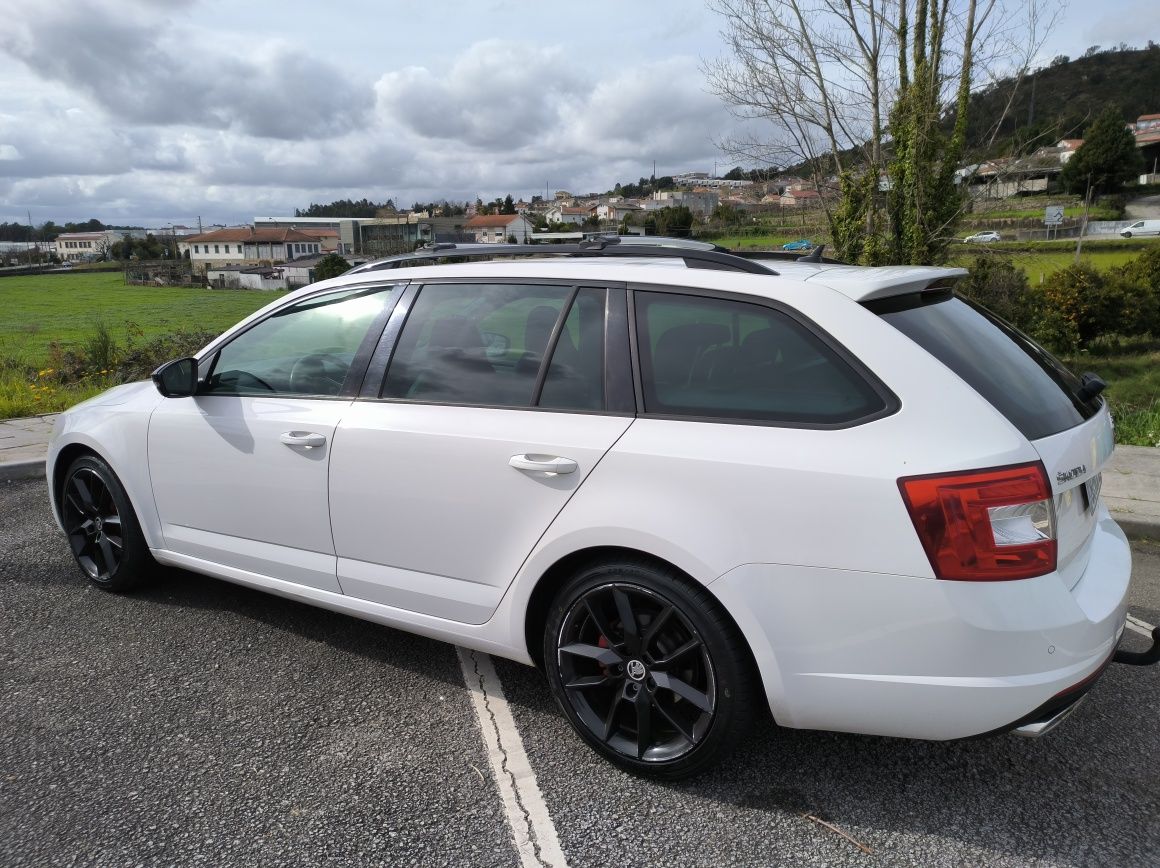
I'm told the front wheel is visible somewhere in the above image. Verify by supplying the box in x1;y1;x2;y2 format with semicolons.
1123;231;1133;238
543;559;757;778
60;454;154;592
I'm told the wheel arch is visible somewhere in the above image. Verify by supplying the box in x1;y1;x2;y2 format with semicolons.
51;437;161;549
520;545;769;710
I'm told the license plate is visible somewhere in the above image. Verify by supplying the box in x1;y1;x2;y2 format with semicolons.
1082;473;1102;514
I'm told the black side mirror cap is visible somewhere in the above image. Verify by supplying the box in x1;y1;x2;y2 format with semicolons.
151;357;198;397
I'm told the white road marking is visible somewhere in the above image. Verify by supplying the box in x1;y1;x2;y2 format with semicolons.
456;646;569;868
1126;613;1156;638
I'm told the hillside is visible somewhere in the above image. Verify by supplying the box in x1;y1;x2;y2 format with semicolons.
963;46;1160;157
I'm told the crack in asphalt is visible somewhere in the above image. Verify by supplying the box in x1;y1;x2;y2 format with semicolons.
469;649;549;868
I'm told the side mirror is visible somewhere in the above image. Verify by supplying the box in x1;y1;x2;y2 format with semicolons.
151;357;198;397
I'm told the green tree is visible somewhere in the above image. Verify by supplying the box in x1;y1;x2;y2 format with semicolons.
501;194;516;215
1061;106;1144;195
314;253;351;281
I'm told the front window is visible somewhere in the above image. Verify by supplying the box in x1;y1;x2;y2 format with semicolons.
202;286;395;397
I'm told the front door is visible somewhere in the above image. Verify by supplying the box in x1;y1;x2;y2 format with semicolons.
148;285;397;592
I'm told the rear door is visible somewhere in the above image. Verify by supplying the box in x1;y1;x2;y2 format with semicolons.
872;293;1112;587
328;281;634;623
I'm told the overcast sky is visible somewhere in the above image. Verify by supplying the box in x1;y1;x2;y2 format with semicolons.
0;0;1150;227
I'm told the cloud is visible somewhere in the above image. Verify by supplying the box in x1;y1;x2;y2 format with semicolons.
376;41;587;149
0;12;744;225
0;1;373;140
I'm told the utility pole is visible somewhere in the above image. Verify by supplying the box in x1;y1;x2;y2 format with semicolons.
1074;174;1092;265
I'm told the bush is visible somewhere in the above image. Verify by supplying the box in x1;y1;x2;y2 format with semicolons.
957;257;1036;332
314;253;351;281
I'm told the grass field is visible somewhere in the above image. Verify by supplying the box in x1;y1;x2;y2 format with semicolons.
1065;340;1160;447
0;272;274;362
705;233;801;249
0;272;276;417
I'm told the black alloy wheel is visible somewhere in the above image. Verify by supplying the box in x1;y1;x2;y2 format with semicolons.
545;560;756;778
61;455;153;591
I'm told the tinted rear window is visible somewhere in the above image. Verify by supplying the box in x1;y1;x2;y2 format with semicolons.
873;294;1101;441
635;291;889;425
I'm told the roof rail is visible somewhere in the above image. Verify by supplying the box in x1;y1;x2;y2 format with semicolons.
345;238;779;276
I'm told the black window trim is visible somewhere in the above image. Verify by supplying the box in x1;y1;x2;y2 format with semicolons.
359;277;635;417
626;282;900;430
195;281;407;401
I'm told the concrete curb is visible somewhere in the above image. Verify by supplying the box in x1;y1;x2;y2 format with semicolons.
0;460;46;482
1112;515;1160;543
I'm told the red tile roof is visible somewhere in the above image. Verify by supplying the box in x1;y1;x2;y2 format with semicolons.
296;227;339;238
186;227;318;244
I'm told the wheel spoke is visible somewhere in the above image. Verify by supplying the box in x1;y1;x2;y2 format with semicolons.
634;689;653;759
601;692;624;742
652;636;702;668
559;642;622;666
612;588;640;655
101;515;122;529
97;535;116;575
70;475;97;514
652;671;713;713
583;597;620;649
651;696;696;744
66;518;93;537
565;674;613;690
106;534;124;550
642;605;674;650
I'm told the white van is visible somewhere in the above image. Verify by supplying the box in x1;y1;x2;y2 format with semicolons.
1121;219;1160;237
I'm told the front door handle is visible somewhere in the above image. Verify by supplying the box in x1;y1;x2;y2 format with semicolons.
280;431;327;449
509;454;578;475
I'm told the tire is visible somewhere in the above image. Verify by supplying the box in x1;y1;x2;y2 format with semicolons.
60;454;154;592
543;558;757;779
1123;232;1132;238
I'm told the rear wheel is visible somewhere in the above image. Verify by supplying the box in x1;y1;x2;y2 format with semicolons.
543;558;757;778
60;454;153;591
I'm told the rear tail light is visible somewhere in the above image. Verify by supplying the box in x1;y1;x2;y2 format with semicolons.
898;462;1056;581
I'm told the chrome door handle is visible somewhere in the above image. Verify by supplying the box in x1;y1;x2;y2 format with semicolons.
509;454;578;475
280;431;327;449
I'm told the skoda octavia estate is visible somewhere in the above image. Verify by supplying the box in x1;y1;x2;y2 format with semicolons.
47;240;1157;778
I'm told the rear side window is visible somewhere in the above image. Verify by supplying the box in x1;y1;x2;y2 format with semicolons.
380;283;607;412
873;294;1101;441
634;291;887;424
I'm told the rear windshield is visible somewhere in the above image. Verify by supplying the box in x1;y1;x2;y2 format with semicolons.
870;293;1102;441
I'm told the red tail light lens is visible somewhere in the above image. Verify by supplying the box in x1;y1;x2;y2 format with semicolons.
898;462;1056;581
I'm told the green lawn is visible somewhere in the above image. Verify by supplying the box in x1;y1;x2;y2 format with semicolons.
951;248;1142;282
1064;340;1160;447
0;272;276;365
0;272;277;418
710;234;803;250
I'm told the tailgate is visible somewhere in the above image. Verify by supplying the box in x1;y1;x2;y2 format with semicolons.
1031;406;1116;589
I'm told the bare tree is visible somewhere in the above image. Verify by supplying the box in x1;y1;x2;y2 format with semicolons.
705;0;1060;263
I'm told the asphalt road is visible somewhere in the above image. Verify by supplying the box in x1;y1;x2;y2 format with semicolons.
2;476;1158;867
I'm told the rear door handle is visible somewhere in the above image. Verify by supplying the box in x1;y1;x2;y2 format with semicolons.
509;454;578;475
280;431;327;449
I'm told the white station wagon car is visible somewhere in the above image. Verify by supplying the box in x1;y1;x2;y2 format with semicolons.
48;240;1158;778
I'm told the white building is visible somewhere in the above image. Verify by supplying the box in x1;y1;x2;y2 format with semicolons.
180;227;323;272
463;214;536;243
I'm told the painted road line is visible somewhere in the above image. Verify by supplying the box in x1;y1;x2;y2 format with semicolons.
457;647;569;868
1126;613;1156;638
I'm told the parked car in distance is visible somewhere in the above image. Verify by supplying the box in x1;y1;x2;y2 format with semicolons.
47;239;1156;779
781;239;814;251
1120;219;1160;238
964;231;1001;243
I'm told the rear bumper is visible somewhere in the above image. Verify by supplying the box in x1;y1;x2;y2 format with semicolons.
712;509;1133;740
